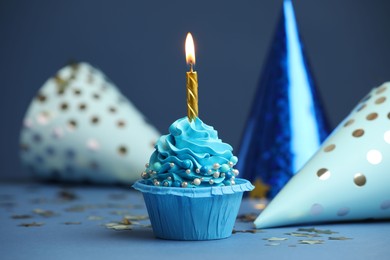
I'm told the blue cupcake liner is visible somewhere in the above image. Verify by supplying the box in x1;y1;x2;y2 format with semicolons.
133;178;254;197
132;178;254;240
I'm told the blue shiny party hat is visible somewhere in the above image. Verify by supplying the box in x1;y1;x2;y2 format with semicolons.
255;82;390;228
19;62;160;184
237;0;330;198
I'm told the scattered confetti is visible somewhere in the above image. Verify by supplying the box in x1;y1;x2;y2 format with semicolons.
328;236;352;240
104;216;148;231
58;190;78;201
107;224;132;231
296;228;338;234
313;229;338;235
260;227;351;247
265;242;281;246
299;239;324;245
122;215;149;221
285;232;320;238
263;237;288;241
105;221;131;231
233;229;263;234
236;213;257;222
18;222;44;227
122;218;132;225
11;214;33;219
297;227;316;232
33;209;56;217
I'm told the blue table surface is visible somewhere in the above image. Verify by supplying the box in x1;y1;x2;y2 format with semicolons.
0;182;389;260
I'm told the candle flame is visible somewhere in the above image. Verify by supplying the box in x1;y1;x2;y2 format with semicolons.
185;32;196;65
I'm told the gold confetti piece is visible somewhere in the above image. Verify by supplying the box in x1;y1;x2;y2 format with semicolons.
263;237;288;241
18;222;44;227
63;222;81;225
265;242;280;246
123;215;149;221
122;218;132;225
105;223;118;227
296;227;338;235
109;225;132;231
57;190;78;201
328;236;352;240
11;214;33;219
33;209;56;217
105;222;132;231
299;240;324;245
313;229;338;235
297;227;316;232
88;216;103;221
236;213;258;222
285;232;320;238
233;229;263;234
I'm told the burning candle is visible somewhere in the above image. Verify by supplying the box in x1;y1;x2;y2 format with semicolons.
185;32;198;122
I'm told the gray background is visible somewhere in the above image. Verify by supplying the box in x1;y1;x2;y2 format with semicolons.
1;0;389;180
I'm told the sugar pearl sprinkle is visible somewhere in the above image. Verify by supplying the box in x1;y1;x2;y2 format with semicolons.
141;172;149;179
143;162;239;188
193;178;201;186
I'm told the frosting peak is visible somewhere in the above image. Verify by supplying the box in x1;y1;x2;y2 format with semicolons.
141;117;239;188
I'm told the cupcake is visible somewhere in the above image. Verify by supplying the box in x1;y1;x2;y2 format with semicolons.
133;116;254;240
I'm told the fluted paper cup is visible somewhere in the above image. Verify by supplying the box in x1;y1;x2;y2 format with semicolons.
19;62;160;184
133;178;254;240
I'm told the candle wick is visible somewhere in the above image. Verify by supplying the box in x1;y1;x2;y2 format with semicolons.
190;63;193;72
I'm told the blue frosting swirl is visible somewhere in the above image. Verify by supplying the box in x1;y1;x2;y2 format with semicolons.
141;117;239;188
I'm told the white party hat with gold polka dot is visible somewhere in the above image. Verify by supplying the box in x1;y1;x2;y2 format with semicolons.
255;82;390;228
19;62;160;184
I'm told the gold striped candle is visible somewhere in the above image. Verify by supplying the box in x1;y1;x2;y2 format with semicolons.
185;33;198;122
